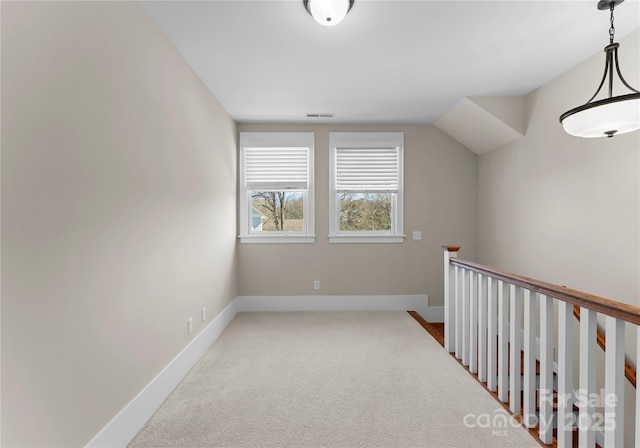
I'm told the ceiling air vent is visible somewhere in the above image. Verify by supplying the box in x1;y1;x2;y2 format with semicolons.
306;113;335;118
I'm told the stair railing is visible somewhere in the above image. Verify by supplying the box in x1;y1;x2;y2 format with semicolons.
572;305;637;388
442;245;640;448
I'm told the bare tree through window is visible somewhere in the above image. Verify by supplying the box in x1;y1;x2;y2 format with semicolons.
251;191;304;231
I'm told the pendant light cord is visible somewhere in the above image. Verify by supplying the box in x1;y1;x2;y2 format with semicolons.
609;4;615;44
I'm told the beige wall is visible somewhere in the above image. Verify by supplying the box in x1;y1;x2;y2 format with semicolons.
478;29;639;306
1;2;237;446
237;124;478;304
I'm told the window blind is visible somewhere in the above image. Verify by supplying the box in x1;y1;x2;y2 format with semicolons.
335;147;399;192
245;146;309;190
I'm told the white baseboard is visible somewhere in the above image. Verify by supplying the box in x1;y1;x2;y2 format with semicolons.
86;294;439;447
85;299;239;448
236;294;437;319
423;306;444;322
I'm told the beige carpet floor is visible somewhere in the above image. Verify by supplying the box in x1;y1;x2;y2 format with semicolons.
129;311;540;447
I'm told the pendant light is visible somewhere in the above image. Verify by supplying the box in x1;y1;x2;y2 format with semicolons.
303;0;354;27
559;0;640;138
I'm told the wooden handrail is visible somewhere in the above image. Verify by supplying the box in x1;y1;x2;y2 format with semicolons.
450;257;640;326
572;305;637;388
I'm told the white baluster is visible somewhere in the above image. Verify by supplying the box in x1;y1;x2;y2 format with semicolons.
579;307;596;448
462;269;470;366
523;289;537;428
604;316;624;447
477;274;488;383
497;280;509;403
469;271;478;374
455;266;462;359
487;277;498;392
442;246;459;353
557;301;574;448
539;294;554;445
509;285;521;414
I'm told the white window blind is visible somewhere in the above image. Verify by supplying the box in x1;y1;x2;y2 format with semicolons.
245;146;309;190
335;147;399;192
329;132;403;243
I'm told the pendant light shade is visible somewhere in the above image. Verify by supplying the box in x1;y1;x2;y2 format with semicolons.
561;94;640;138
304;0;354;27
559;0;640;138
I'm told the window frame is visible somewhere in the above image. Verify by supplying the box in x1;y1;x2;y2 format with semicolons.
329;132;404;244
239;132;315;244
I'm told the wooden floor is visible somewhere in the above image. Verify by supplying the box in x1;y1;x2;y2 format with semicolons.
407;311;445;346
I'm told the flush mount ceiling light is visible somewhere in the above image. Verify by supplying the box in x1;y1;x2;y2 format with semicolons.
303;0;354;27
559;0;640;138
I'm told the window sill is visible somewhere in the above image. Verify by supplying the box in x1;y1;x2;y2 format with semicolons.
239;234;316;244
329;234;405;244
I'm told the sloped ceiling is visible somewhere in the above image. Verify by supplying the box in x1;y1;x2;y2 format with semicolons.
435;96;526;155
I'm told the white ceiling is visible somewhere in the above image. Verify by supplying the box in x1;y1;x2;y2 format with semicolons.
142;0;640;124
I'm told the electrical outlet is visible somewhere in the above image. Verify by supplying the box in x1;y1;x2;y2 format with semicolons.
314;280;320;290
201;307;207;322
188;317;193;334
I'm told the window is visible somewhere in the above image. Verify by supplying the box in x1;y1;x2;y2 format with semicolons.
239;132;315;243
329;132;404;243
